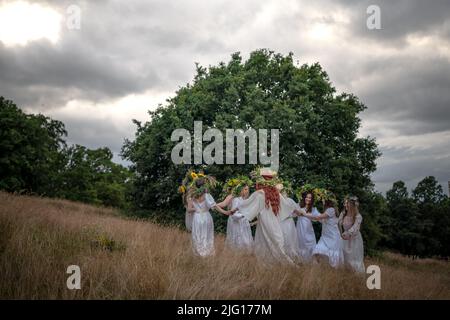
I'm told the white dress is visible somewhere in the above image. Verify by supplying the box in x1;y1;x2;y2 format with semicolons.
226;197;253;252
296;206;319;262
238;191;294;265
339;213;365;273
280;197;301;262
191;193;216;257
312;208;344;268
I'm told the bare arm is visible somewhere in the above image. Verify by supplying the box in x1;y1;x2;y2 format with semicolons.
215;194;233;209
212;204;232;216
302;212;328;221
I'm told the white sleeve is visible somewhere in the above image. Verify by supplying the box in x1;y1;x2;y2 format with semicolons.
312;207;320;216
205;193;217;209
239;191;264;221
347;214;363;236
325;207;335;218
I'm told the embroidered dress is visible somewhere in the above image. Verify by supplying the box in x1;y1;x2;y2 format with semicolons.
338;213;365;273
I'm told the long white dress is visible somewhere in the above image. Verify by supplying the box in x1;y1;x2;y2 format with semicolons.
339;213;365;273
296;206;319;262
238;190;294;265
312;208;344;268
280;197;301;262
226;197;253;252
191;193;216;257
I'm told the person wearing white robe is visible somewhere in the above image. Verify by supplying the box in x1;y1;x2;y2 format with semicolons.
187;191;232;257
238;190;300;265
217;188;254;252
338;197;365;273
279;195;301;262
302;204;344;268
294;192;320;262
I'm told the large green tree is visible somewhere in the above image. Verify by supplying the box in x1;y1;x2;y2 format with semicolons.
0;97;67;196
122;49;382;241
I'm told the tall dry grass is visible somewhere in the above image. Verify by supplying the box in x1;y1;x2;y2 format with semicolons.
0;191;449;299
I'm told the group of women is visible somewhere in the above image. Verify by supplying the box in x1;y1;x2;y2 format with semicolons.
181;168;365;273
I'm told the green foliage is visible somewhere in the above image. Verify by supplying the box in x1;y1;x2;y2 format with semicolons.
58;145;132;209
383;178;449;258
0;96;131;209
122;49;380;202
121;49;383;252
0;97;67;195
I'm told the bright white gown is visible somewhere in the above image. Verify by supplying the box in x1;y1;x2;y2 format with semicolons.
226;197;253;252
339;213;365;273
280;197;301;262
312;207;344;268
238;190;295;265
296;206;319;262
191;193;216;257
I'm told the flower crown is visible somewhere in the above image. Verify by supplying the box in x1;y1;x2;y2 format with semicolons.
178;170;217;197
222;175;253;197
296;184;337;204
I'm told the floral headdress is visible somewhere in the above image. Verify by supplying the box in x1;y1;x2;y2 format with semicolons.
276;179;294;197
250;166;282;188
296;183;336;204
222;175;253;197
345;195;359;207
178;170;217;198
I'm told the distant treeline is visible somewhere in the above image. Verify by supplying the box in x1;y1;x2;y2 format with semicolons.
0;97;131;209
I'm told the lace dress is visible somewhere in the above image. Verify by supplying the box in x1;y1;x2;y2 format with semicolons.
338;213;365;273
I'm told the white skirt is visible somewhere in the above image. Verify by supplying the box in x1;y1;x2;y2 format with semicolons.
280;217;300;262
296;216;317;262
226;214;253;252
312;223;344;268
342;232;365;273
191;211;215;256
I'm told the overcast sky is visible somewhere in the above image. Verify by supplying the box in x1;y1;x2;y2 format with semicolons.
1;0;449;195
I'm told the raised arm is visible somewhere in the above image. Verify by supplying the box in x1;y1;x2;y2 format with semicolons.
205;193;232;216
238;190;264;221
215;194;233;209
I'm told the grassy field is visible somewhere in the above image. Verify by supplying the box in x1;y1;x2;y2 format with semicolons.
0;191;448;299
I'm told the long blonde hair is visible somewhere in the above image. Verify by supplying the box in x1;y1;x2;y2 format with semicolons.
343;196;360;224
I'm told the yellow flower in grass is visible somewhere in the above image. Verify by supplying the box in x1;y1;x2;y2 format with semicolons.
198;173;205;177
191;172;198;179
178;185;186;193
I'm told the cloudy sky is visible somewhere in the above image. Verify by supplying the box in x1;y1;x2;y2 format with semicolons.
1;0;449;195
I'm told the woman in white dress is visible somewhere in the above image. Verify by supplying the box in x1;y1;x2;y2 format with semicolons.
301;199;343;268
217;180;253;252
186;177;233;257
295;192;319;262
237;168;298;265
338;196;365;273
